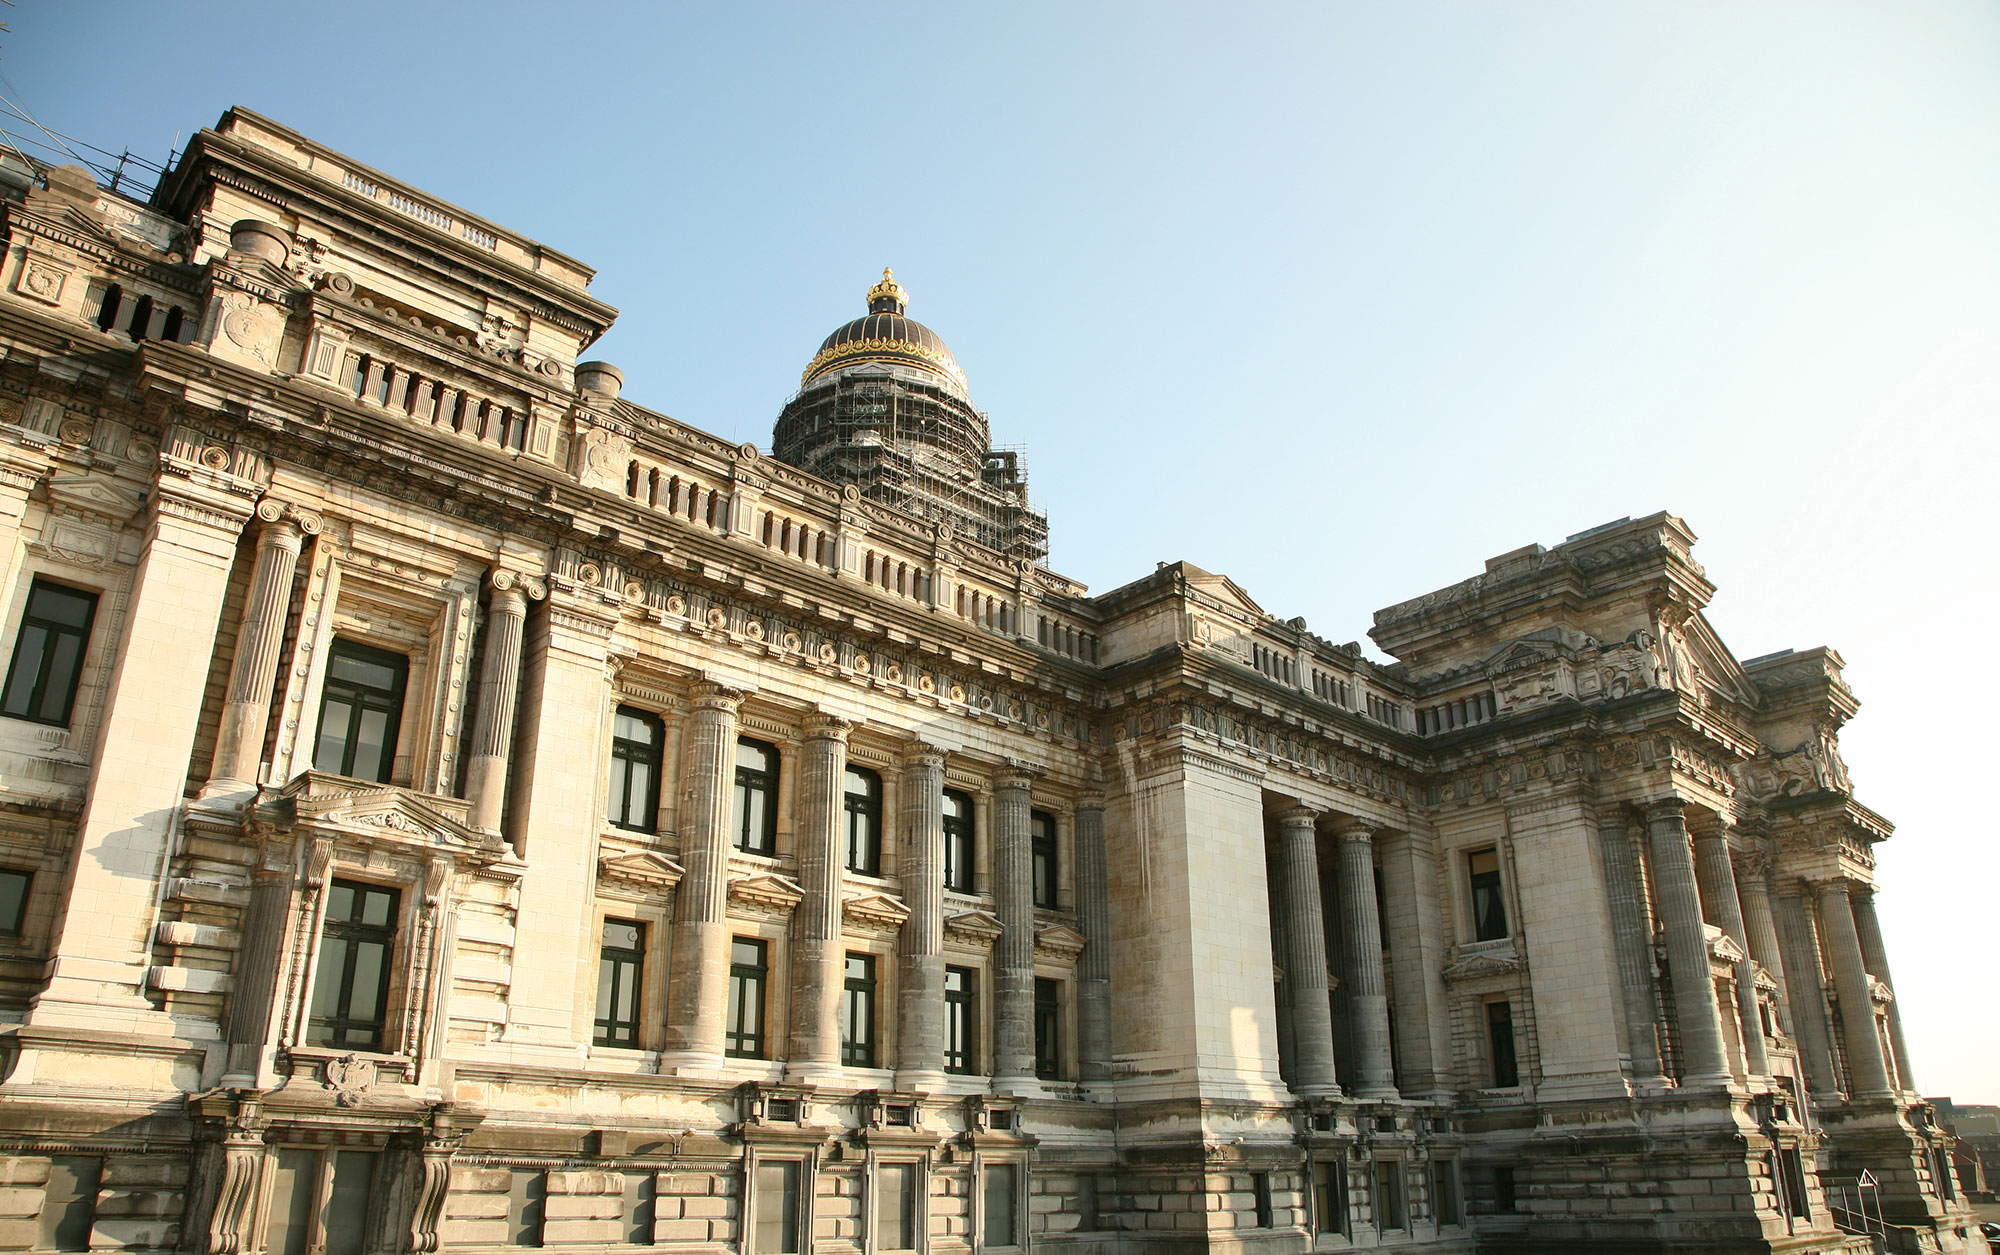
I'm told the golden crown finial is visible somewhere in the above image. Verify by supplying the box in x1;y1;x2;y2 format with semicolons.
867;267;908;312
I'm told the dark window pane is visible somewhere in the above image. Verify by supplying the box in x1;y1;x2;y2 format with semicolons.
1469;848;1507;941
40;1156;100;1253
508;1169;546;1248
1487;1000;1518;1088
324;1151;375;1255
3;581;99;728
876;1163;915;1251
0;868;29;936
983;1164;1017;1247
264;1149;316;1255
755;1161;800;1255
2;627;46;717
313;640;407;782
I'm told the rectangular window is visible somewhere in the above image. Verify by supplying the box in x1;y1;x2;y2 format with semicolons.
1494;1166;1517;1213
1468;848;1507;941
324;1151;375;1255
727;937;769;1058
842;953;877;1067
1486;1000;1519;1088
1433;1160;1461;1227
734;738;778;854
945;966;977;1075
313;639;408;783
875;1163;916;1251
308;880;399;1050
265;1149;317;1255
595;919;644;1048
624;1171;657;1245
1034;977;1061;1079
1252;1171;1273;1228
845;766;883;874
263;1149;375;1255
38;1155;99;1253
2;580;97;727
1777;1148;1811;1220
607;707;663;832
1314;1159;1348;1236
0;867;29;937
754;1160;801;1255
943;788;974;892
508;1169;546;1248
1374;1161;1407;1231
1076;1175;1100;1232
983;1162;1018;1247
1031;810;1057;908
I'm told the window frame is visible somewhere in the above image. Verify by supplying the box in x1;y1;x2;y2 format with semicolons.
942;788;975;893
1467;846;1508;942
1312;1157;1349;1237
607;706;664;834
306;879;401;1052
871;1159;919;1253
734;737;780;855
842;951;878;1068
594;918;646;1049
1373;1159;1408;1232
845;765;884;875
312;638;410;784
751;1156;803;1255
944;964;978;1075
1030;810;1058;909
980;1159;1021;1249
727;936;770;1059
263;1146;378;1255
0;578;98;728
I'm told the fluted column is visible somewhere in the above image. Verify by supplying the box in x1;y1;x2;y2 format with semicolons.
462;579;529;834
1337;823;1395;1098
895;745;947;1091
1691;825;1769;1078
1734;851;1794;1037
1074;794;1113;1083
1817;878;1892;1101
1850;888;1916;1094
662;681;743;1070
1273;806;1339;1094
786;714;849;1081
201;507;306;799
1597;811;1666;1090
993;769;1038;1085
1643;798;1731;1087
1774;878;1842;1101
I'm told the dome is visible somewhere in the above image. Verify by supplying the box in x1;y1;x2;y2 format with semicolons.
799;270;967;393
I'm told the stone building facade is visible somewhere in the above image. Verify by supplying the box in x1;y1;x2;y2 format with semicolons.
0;109;1979;1255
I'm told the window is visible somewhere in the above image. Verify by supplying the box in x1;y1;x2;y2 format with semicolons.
1034;977;1062;1079
1076;1175;1100;1232
507;1169;546;1248
607;707;663;833
845;766;882;873
1486;1000;1519;1088
265;1149;376;1255
727;937;769;1058
308;880;399;1050
1;580;97;727
313;639;408;783
842;952;877;1067
1468;848;1507;941
945;966;977;1075
1776;1148;1811;1220
1252;1172;1274;1228
1373;1161;1407;1231
982;1163;1019;1247
734;739;778;854
1313;1160;1348;1236
1031;810;1057;908
875;1163;916;1251
943;788;974;892
1493;1166;1517;1213
0;867;29;937
1433;1160;1461;1227
623;1172;656;1245
754;1160;801;1255
595;919;644;1048
38;1156;99;1253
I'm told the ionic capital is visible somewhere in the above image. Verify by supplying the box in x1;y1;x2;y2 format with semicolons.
489;567;548;601
690;679;747;713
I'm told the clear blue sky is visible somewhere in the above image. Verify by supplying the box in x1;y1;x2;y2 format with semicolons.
13;2;1998;1097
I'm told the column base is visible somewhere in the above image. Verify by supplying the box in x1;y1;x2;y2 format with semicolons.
656;1050;727;1077
993;1074;1044;1099
1289;1082;1344;1100
783;1060;844;1087
193;778;259;808
894;1067;947;1095
1353;1084;1400;1101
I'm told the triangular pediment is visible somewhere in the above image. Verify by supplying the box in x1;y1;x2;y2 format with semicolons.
1033;924;1088;959
943;909;1004;948
728;872;805;913
1179;564;1267;618
1486;637;1560;674
599;849;685;891
1441;946;1524;982
843;893;911;933
1677;613;1761;707
281;772;500;856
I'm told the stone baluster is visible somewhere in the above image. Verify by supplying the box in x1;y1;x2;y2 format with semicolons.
786;714;849;1082
1597;811;1667;1090
1074;794;1113;1084
462;577;529;834
1338;822;1396;1099
1774;877;1842;1101
993;768;1038;1087
1642;798;1732;1087
1273;806;1340;1095
1849;888;1916;1095
201;505;308;801
662;681;743;1071
1691;824;1769;1078
895;745;947;1091
1733;850;1794;1038
1816;878;1893;1101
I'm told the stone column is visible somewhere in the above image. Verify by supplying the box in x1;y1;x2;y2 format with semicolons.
993;768;1038;1087
894;745;947;1091
786;714;849;1082
662;681;743;1071
1850;888;1916;1094
1273;806;1339;1095
1337;823;1396;1099
1691;825;1769;1078
1774;878;1842;1101
25;475;255;1033
462;579;529;834
1073;794;1113;1084
1734;851;1794;1037
1597;811;1667;1090
1816;878;1892;1101
1642;798;1731;1087
201;506;306;800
